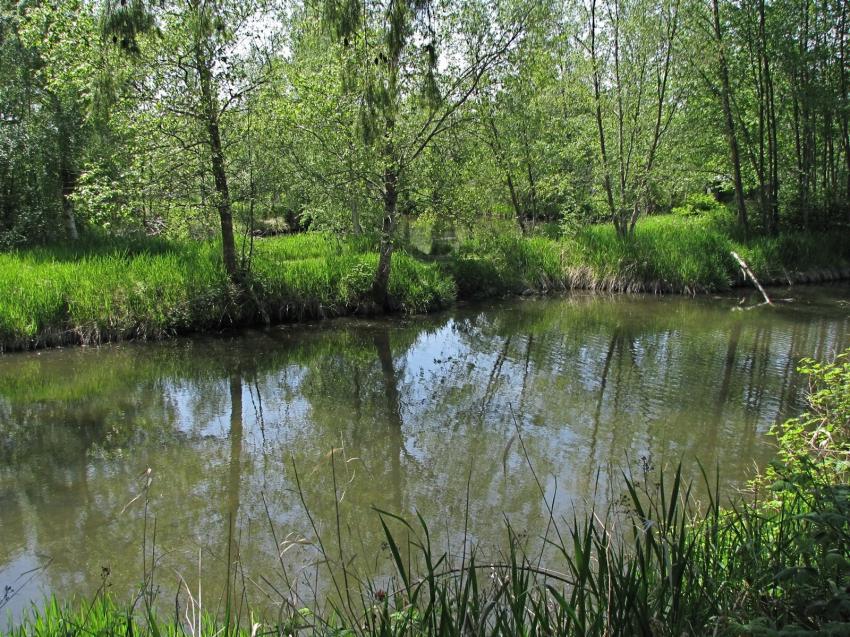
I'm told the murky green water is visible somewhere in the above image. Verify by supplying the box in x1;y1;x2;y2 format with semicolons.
1;286;849;620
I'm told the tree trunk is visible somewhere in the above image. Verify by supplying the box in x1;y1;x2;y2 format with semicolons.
799;0;812;223
54;100;79;242
767;67;779;232
352;201;362;235
506;173;526;233
632;0;678;236
207;120;238;280
349;158;362;235
371;34;404;311
753;9;768;229
758;0;779;233
611;0;629;237
484;108;526;233
197;45;238;280
60;162;79;241
521;128;540;227
589;0;618;229
712;0;749;232
839;0;850;214
372;162;397;310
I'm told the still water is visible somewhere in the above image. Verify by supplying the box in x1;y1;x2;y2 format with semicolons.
1;287;849;619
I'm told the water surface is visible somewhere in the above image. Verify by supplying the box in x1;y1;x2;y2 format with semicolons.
1;286;849;619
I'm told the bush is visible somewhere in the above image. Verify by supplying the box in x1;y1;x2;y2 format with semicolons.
672;192;728;217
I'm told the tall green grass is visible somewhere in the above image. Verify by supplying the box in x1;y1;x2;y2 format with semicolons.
5;597;253;637
1;215;847;350
0;240;229;349
447;214;850;297
6;461;848;635
0;234;455;351
569;215;734;290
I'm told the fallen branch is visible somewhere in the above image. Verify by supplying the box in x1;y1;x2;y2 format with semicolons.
731;251;772;305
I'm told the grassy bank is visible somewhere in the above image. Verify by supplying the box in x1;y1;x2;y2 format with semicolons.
447;214;850;297
0;234;454;351
5;349;850;636
1;215;849;351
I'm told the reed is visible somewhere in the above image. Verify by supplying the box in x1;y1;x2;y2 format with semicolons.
6;464;847;636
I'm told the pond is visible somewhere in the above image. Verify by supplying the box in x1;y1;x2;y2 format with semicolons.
1;285;849;621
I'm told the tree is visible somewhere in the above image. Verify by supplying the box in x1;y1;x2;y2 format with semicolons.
1;0;110;243
474;9;588;234
709;0;749;231
580;0;682;237
322;0;527;308
253;11;379;237
103;0;275;279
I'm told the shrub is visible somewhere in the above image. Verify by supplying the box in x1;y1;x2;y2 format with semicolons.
672;192;727;217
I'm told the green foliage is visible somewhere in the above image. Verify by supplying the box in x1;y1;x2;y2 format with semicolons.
0;238;228;349
565;215;735;290
2;0;850;251
734;232;850;281
69;162;137;230
5;596;251;637
388;251;456;311
446;213;850;300
772;352;850;478
99;0;155;55
736;350;850;634
672;193;727;217
450;215;740;295
449;230;565;296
